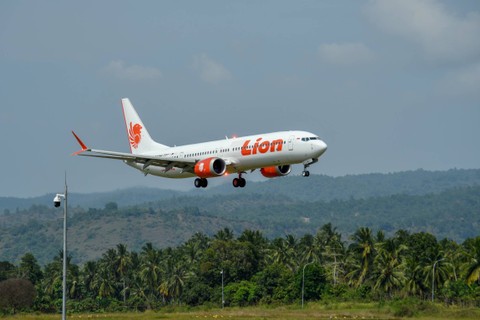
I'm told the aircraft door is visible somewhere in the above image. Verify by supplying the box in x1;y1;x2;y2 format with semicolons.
288;135;295;151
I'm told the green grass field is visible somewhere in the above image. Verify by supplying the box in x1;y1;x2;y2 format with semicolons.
3;302;480;320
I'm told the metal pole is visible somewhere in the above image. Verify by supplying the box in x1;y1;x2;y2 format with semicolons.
62;177;68;320
221;269;224;309
302;261;313;308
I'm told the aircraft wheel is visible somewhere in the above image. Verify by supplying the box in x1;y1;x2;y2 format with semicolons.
233;178;239;188
194;178;202;188
239;178;246;188
201;178;208;188
302;171;310;177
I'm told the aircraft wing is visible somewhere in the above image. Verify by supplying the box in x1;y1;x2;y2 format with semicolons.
72;131;196;172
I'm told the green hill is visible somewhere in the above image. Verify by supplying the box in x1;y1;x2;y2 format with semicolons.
0;181;478;265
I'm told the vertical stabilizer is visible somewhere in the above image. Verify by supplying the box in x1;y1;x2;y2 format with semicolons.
121;98;169;154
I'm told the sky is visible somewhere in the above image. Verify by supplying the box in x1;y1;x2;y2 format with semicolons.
1;0;479;197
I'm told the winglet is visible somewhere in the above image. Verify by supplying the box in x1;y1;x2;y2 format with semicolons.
72;131;88;155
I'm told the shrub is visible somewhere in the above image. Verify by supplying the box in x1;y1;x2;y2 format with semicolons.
0;278;36;314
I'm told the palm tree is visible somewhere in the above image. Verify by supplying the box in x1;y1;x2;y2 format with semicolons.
461;237;480;285
270;236;298;272
140;243;162;308
214;228;234;241
348;227;375;287
299;234;316;265
187;232;211;250
314;223;345;285
422;254;451;299
403;232;440;298
81;261;97;298
115;244;132;303
372;238;407;297
440;238;462;281
160;253;192;305
42;251;77;300
42;257;62;298
92;265;115;298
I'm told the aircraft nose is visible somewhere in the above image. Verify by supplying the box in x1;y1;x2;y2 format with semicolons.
315;140;327;156
319;140;327;155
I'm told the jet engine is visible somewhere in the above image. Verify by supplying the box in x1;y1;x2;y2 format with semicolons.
260;165;291;178
194;157;227;178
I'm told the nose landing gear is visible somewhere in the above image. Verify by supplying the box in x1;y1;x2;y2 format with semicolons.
302;158;318;177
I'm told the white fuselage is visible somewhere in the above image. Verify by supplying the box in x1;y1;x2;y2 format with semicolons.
73;98;328;188
125;130;327;178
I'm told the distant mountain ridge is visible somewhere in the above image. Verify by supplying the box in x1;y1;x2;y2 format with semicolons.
1;168;479;211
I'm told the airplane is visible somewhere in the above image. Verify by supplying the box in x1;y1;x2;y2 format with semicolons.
72;98;327;188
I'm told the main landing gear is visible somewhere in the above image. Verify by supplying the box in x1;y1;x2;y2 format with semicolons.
194;178;208;188
232;173;246;188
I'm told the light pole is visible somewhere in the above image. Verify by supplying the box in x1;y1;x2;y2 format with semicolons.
431;258;445;302
302;261;314;308
53;176;68;320
220;269;224;309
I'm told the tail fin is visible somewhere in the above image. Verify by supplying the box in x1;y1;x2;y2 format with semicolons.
121;98;169;154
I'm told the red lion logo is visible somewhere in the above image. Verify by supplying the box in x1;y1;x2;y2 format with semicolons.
128;122;142;149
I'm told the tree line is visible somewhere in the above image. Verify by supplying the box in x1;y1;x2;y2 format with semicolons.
1;224;479;314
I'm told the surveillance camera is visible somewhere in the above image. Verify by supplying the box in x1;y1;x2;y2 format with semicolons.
53;195;62;207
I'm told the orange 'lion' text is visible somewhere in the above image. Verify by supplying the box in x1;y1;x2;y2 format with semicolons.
241;138;283;156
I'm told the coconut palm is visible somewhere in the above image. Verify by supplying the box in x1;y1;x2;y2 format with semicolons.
418;253;451;300
299;234;316;265
270;236;298;272
81;261;97;297
92;265;115;298
214;227;234;241
140;243;162;307
347;227;375;287
160;254;192;304
314;223;345;285
115;243;132;303
372;238;407;297
462;237;480;285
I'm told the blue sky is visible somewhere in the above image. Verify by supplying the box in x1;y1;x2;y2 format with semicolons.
1;0;479;197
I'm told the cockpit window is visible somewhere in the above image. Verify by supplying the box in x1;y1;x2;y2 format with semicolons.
301;136;321;142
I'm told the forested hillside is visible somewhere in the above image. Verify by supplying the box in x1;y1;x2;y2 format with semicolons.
0;183;478;265
1;169;480;315
208;168;480;201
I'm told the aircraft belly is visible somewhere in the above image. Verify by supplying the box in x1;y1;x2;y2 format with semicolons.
125;162;195;178
232;151;304;172
147;167;195;178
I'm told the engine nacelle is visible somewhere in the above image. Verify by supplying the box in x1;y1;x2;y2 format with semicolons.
260;165;291;178
194;157;227;178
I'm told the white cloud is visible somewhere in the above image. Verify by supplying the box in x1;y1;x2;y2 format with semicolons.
102;60;162;81
193;54;232;84
318;42;374;66
365;0;480;62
